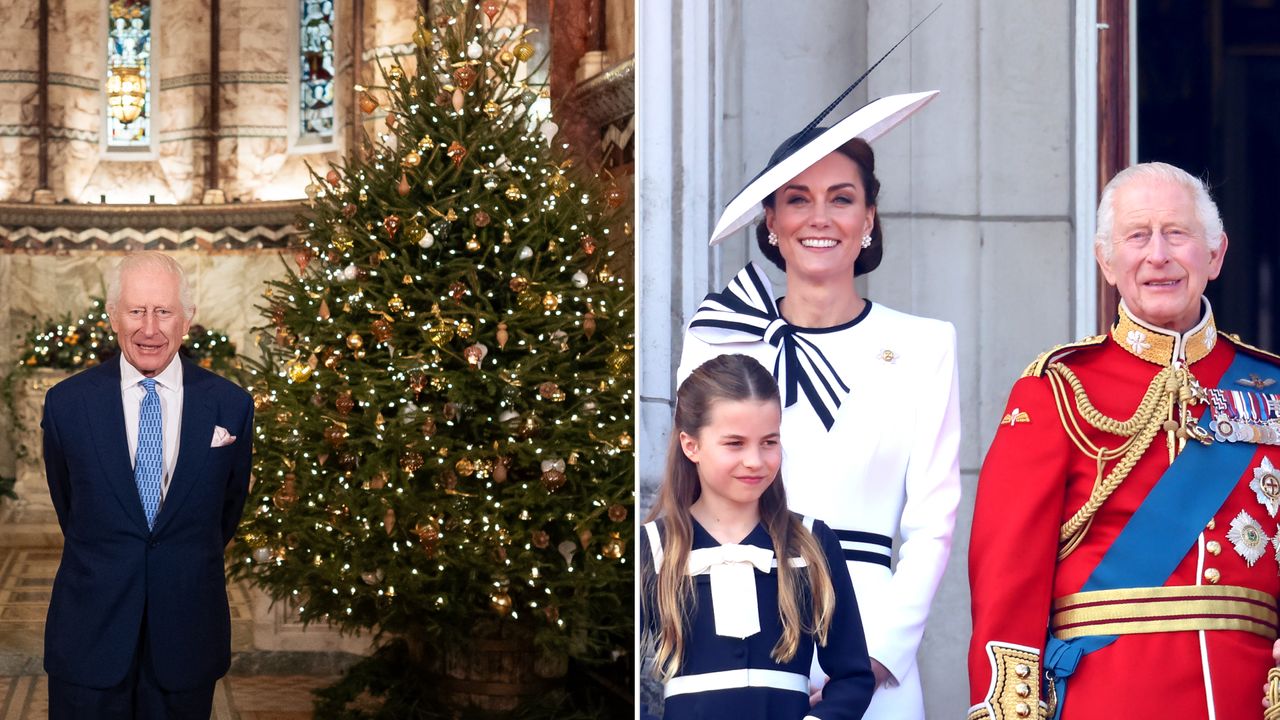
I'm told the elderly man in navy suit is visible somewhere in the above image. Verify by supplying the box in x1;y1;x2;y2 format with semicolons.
41;251;253;719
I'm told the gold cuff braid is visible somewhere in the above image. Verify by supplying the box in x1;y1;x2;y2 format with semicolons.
1265;668;1280;720
972;643;1050;719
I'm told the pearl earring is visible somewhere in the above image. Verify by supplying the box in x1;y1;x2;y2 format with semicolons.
860;234;872;249
768;231;779;247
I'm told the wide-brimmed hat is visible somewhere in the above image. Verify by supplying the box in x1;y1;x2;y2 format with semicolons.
708;91;938;246
708;4;942;246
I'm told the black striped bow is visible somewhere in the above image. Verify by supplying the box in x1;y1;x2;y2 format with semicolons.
687;263;850;430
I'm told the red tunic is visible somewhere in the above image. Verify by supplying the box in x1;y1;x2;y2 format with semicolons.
968;304;1280;719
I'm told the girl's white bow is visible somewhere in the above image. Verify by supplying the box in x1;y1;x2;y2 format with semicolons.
687;544;775;639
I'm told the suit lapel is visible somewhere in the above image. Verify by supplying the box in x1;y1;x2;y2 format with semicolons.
153;361;214;535
83;356;151;533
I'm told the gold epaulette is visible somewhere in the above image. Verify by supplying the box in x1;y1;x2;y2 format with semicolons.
1223;332;1280;366
1020;335;1107;378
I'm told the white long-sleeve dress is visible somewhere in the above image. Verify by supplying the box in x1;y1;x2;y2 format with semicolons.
676;262;961;720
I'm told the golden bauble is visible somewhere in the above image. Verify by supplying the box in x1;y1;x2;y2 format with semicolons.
514;41;534;61
490;591;513;616
542;292;560;312
287;361;312;384
388;294;404;313
483;100;500;118
606;349;629;374
346;333;364;350
456;319;474;338
371;319;393;344
601;532;626;560
455;457;476;476
427;321;455;347
386;65;404;82
504;184;522;201
402;150;421;168
399;450;425;474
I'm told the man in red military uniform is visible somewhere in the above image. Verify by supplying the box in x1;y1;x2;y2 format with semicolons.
969;161;1280;719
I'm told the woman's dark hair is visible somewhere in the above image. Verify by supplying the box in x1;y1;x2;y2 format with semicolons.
755;131;883;277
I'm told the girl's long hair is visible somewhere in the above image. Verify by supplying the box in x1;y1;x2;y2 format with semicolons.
644;354;836;681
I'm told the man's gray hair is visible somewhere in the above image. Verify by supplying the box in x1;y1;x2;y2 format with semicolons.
105;252;196;319
1094;162;1224;262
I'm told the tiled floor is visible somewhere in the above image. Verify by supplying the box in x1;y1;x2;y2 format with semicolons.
0;500;342;719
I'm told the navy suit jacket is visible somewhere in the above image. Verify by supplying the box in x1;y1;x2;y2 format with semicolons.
41;355;253;691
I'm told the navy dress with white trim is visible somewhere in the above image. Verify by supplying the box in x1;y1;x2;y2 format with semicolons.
641;515;874;720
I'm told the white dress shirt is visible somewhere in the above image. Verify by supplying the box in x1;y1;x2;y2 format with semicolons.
120;355;184;501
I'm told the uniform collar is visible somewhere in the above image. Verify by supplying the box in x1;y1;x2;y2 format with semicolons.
1111;298;1218;367
119;354;184;392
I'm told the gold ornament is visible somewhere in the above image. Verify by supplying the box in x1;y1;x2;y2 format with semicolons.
323;425;347;447
346;334;364;350
483;100;500;118
601;532;625;560
372;319;393;344
618;432;633;450
452;65;477;90
412;25;431;49
548;172;568;196
517;290;540;310
496;322;509;349
386;65;404;82
606;349;629;374
490;590;513;616
455;457;476;476
388;294;404;313
466;235;481;251
504;184;521;201
335;390;355;416
287;361;313;383
359;92;378;114
542;292;559;311
508;276;529;293
252;392;271;410
331;233;353;252
463;342;488;368
272;475;298;509
427;320;455;347
498;49;515;66
541;468;565;492
402;150;421;168
383;214;401;237
514;41;534;62
399;450;425;474
456;319;474;338
447;140;467;167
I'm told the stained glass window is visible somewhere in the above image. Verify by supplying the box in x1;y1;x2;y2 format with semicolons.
107;0;151;147
300;0;335;140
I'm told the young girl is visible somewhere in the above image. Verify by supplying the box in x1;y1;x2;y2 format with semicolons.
642;354;875;719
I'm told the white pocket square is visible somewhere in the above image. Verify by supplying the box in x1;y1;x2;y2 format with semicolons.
211;426;237;447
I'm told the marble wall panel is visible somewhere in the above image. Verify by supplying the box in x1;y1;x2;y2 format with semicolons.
0;83;36;126
0;137;33;202
0;2;38;68
57;0;104;80
156;85;209;135
52;139;101;203
80;161;180;204
159;0;212;77
47;87;99;134
369;0;417;50
156;138;201;203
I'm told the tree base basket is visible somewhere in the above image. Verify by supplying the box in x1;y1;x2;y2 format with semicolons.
421;628;569;715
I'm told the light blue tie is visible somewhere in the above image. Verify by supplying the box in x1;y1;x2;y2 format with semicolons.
135;378;163;529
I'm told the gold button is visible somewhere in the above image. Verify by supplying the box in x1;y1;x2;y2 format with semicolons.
1015;663;1030;678
1015;702;1031;717
1207;519;1216;530
1204;568;1220;584
1015;682;1031;697
880;349;896;362
1206;540;1221;555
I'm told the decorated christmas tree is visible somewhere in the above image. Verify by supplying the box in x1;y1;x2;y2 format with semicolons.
231;2;634;716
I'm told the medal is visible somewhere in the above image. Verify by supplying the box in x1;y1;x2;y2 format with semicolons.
1227;510;1270;567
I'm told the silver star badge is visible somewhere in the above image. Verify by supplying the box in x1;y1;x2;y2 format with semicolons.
1227;510;1270;567
1252;457;1280;518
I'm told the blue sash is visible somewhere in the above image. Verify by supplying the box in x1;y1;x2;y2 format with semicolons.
1047;351;1276;718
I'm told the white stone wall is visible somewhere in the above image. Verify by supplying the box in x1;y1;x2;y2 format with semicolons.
638;1;1085;715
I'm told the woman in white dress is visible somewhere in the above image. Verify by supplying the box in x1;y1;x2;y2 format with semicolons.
677;97;961;720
